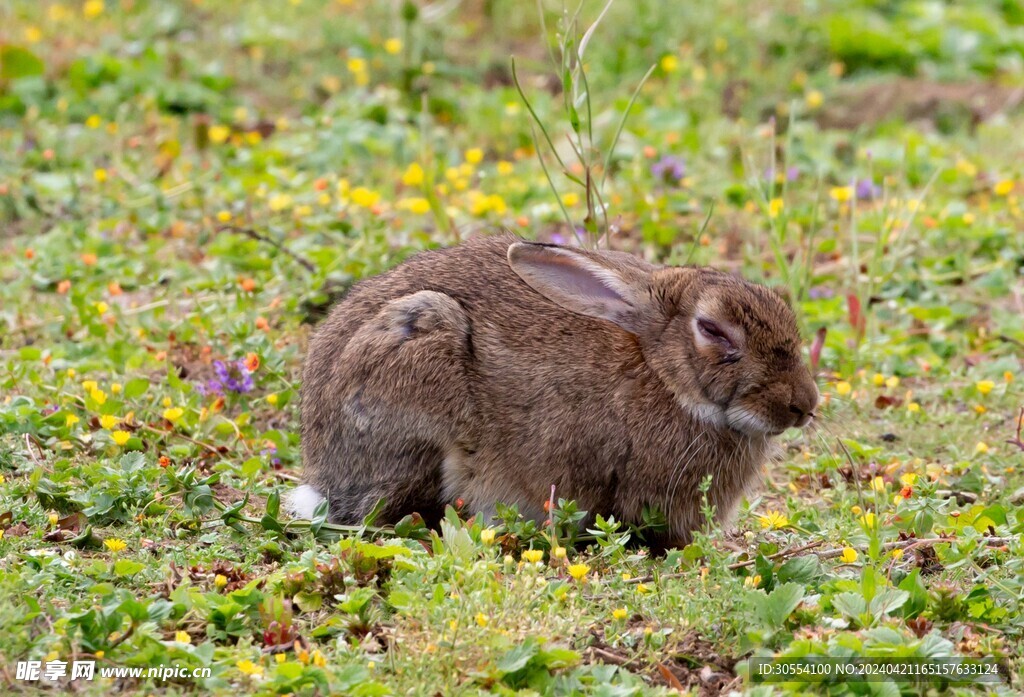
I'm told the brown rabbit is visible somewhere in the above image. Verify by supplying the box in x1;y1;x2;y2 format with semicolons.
290;232;819;547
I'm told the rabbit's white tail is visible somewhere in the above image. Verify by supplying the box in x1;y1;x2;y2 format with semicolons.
284;484;324;519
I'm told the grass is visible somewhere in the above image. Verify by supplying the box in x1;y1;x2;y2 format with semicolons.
1;0;1023;694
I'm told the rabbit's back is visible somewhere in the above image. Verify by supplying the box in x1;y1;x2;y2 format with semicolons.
300;233;656;523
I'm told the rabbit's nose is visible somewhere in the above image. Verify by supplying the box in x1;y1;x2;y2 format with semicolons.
788;404;812;428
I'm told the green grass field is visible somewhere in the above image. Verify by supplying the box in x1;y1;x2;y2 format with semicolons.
1;0;1023;694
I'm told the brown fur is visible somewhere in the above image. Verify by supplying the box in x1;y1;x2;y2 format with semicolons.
297;232;818;547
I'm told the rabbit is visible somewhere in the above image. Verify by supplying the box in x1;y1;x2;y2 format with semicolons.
289;231;819;547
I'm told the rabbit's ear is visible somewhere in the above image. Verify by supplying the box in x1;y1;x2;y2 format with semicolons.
508;242;649;333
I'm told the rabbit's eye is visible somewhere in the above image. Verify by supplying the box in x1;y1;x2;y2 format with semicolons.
697;318;737;351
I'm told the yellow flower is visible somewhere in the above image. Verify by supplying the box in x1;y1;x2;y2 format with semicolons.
162;396;172;407
562;192;579;207
870;476;885;493
859;512;876;529
162;407;184;422
236;660;263;676
48;512;59;526
174;631;191;644
497;161;514;175
758;510;789;530
208;125;230;144
111;430;131;446
384;37;403;55
214;574;228;588
744;574;762;588
268;193;292;212
830;186;853;203
1004;371;1014;383
955;159;978;177
83;0;104;18
872;373;885;386
266;393;279;406
962;212;975;225
24;25;43;43
85;115;102;129
522;549;544;564
768;198;784;218
90;389;107;405
840;547;858;563
993;179;1014;196
216;210;232;223
975;441;989;454
891;548;904;559
907;402;921;413
976;380;995;395
635;583;650;594
835;381;851;396
660;54;679;72
973;404;987;415
567;563;590;581
402;163;424;187
347;57;367;74
475;612;489;627
82;380;98;392
110;383;122;394
480;528;496;545
350;187;380;208
66;414;80;427
612;608;628;620
805;90;823;109
94;168;108;183
899;472;917;487
312;650;326;668
99;414;118;430
885;376;900;389
552;546;567;559
398;197;431;215
104;538;127;553
465;148;484;165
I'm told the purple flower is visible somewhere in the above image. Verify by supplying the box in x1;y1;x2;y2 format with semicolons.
765;165;800;183
197;359;254;396
549;232;566;245
260;444;282;468
855;178;880;201
214;360;254;394
808;285;835;300
651;156;686;185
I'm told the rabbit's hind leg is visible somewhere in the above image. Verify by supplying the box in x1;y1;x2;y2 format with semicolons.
314;290;473;526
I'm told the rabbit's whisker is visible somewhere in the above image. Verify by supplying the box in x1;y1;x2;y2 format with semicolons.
665;432;708;531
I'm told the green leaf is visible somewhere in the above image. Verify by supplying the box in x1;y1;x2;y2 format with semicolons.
294;591;322;613
124;378;150;398
113;559;145;577
869;589;909;617
0;46;45;82
777;556;819;584
754;582;805;626
832;591;867;619
497;639;539;674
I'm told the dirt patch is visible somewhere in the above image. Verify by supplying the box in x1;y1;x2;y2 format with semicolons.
585;629;740;695
813;79;1024;131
